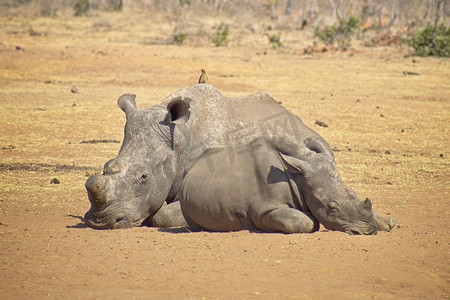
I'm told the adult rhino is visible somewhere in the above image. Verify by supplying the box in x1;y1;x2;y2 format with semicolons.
85;84;311;229
84;84;394;233
180;137;395;234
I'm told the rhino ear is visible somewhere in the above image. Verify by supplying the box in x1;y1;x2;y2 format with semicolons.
305;137;327;154
279;153;313;176
118;94;137;115
304;137;333;158
167;97;191;125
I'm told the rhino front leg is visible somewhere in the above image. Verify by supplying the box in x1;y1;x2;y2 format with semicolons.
258;207;319;233
147;202;188;228
374;211;396;232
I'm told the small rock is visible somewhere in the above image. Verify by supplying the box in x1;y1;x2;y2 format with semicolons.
356;99;360;102
380;114;384;118
385;150;391;155
401;129;405;132
386;182;393;185
15;45;25;51
71;86;79;93
439;153;444;158
403;70;420;76
29;31;41;36
50;178;60;184
315;120;328;128
1;145;15;150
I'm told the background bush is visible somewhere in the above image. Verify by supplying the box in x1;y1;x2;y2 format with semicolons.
212;23;229;47
315;15;359;50
407;23;450;57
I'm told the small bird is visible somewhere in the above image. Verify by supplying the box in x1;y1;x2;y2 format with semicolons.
198;69;208;84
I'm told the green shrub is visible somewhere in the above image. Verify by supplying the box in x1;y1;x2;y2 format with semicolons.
315;15;359;49
407;23;450;57
338;15;359;36
173;33;187;45
268;32;282;49
212;23;229;47
74;0;90;16
315;26;336;45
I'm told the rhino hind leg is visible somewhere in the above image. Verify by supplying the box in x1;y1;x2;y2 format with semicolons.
258;207;319;233
374;211;396;232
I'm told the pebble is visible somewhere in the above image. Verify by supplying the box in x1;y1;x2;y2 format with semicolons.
50;178;60;184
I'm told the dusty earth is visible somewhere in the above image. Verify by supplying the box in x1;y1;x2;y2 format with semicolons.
1;10;449;299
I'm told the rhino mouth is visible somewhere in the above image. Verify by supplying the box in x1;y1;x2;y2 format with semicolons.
343;223;378;235
84;209;144;229
346;228;378;235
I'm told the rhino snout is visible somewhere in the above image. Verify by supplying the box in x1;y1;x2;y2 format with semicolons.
85;175;108;205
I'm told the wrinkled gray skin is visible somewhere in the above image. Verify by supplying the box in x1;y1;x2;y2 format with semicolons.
84;84;395;233
180;137;395;234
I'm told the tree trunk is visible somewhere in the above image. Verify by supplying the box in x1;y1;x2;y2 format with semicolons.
285;0;293;15
329;0;341;20
423;0;431;21
432;0;444;48
309;0;316;19
388;0;398;27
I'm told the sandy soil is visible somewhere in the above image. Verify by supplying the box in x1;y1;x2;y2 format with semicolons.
0;11;449;299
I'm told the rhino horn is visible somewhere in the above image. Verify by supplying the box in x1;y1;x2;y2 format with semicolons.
85;175;108;205
103;159;123;175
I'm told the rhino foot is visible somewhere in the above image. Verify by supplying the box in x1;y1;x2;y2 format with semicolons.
146;201;188;228
259;207;320;233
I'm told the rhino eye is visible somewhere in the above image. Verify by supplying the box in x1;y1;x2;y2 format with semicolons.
327;201;341;216
137;173;148;185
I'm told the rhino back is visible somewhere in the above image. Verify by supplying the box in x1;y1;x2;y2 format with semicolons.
164;84;325;158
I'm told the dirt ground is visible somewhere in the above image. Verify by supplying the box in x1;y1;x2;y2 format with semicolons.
0;10;449;300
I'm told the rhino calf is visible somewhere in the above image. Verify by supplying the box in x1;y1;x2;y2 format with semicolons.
180;137;395;234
